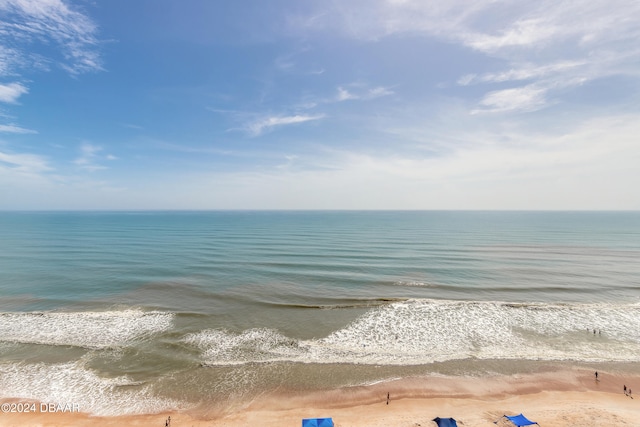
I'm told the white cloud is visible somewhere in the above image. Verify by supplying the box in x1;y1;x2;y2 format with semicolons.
0;150;51;174
460;61;587;86
74;142;111;171
0;1;101;162
4;112;638;209
0;82;28;103
334;84;393;102
289;83;394;113
473;86;548;114
463;18;560;53
299;0;640;53
295;0;640;113
337;87;357;101
246;114;325;136
0;0;102;76
457;74;476;86
0;123;36;133
191;113;640;210
368;86;394;98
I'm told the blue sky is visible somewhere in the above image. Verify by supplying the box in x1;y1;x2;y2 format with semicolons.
1;0;639;209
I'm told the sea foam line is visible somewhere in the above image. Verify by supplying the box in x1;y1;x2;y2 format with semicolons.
0;361;181;416
187;299;640;366
0;309;173;349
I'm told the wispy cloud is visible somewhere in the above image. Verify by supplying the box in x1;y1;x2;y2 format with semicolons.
0;123;37;134
0;150;51;174
294;0;640;114
74;142;113;171
335;85;394;102
462;18;560;53
0;1;102;148
473;86;548;114
0;82;28;103
246;114;325;136
0;0;103;76
368;86;394;98
461;60;593;113
336;87;357;101
297;1;640;54
458;61;587;86
194;113;640;209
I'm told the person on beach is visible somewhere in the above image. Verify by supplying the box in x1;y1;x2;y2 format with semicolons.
595;371;598;381
387;392;390;405
624;385;627;395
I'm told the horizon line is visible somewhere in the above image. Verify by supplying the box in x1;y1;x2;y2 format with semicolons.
1;209;638;213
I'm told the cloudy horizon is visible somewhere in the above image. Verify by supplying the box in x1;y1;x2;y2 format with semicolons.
1;0;639;210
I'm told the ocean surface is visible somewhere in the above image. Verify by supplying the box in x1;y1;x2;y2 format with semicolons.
0;211;639;415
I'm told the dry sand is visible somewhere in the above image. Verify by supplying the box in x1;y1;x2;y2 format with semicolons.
1;368;638;427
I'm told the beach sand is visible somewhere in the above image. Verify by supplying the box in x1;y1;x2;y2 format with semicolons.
2;368;638;427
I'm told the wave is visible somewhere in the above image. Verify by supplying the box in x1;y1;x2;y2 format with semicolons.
0;309;173;349
187;299;640;366
261;297;407;310
392;280;439;288
0;361;180;416
185;328;302;366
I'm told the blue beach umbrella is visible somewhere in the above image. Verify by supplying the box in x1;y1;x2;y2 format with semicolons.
433;417;458;427
302;418;334;427
497;413;539;426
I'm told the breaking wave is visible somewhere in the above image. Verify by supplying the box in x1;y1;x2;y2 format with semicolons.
0;361;181;416
0;309;173;349
187;299;640;366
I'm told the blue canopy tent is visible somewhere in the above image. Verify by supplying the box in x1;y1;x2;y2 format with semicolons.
498;414;539;426
302;418;334;427
432;417;458;427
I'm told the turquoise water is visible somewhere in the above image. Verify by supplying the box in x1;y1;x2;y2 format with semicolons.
0;211;639;415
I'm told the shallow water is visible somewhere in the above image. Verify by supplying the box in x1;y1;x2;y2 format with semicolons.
0;211;639;415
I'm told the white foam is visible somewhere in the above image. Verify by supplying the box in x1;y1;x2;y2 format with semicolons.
186;328;304;365
392;281;438;288
0;361;181;416
0;309;174;349
317;300;640;364
186;300;640;366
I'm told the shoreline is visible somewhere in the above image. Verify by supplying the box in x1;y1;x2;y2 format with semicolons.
2;368;638;426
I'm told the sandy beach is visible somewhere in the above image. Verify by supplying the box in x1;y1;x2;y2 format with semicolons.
2;368;638;427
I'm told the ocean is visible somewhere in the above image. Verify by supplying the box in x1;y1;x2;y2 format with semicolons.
0;211;639;416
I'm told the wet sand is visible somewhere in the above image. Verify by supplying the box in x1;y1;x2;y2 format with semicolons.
1;368;638;427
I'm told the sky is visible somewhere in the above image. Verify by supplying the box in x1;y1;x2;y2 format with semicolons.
1;0;639;210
